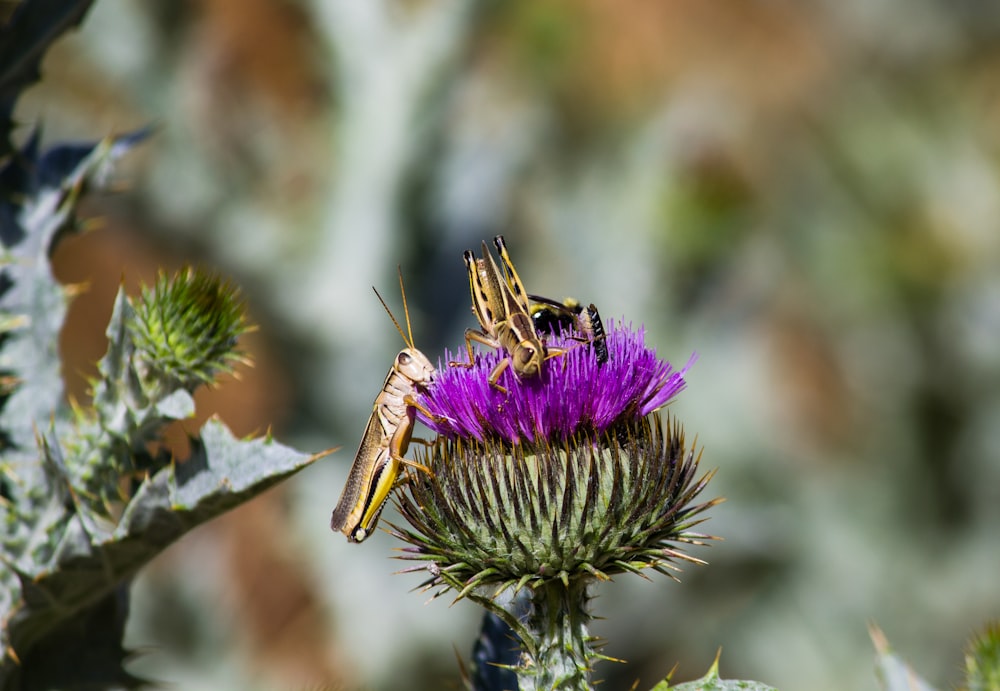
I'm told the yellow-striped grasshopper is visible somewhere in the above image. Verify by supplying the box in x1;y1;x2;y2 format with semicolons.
529;295;609;366
330;270;440;543
451;235;564;393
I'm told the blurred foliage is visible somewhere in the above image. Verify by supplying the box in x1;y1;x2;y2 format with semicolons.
0;122;317;689
962;623;1000;691
0;0;94;155
871;624;938;691
0;4;318;688
9;0;1000;689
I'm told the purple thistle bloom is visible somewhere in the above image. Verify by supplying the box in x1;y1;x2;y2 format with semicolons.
418;318;695;444
394;289;716;687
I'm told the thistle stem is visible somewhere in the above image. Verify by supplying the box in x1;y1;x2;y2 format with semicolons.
517;579;596;691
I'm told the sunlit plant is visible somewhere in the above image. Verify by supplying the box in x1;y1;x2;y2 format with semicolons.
395;322;717;690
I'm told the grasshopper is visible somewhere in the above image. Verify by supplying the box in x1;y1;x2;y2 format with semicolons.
528;294;609;366
451;235;564;393
330;269;440;543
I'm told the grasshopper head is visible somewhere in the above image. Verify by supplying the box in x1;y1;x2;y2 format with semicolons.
512;340;544;377
396;347;436;388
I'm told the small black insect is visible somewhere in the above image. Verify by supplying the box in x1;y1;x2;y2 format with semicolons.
528;294;609;366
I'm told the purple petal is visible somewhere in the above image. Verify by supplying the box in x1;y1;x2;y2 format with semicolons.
417;319;693;445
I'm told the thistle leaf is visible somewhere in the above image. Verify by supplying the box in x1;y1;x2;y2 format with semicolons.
652;678;779;691
0;130;149;454
9;586;147;691
0;419;319;689
870;624;939;691
0;0;96;156
0;124;319;690
648;653;777;690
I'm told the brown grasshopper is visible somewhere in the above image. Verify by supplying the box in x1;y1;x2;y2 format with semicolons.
450;235;564;393
330;269;440;543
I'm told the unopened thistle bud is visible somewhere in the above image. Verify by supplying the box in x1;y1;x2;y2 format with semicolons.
129;268;249;396
72;268;250;514
964;623;1000;691
391;320;719;690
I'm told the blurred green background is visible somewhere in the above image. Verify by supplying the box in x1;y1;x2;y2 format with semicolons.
17;0;1000;688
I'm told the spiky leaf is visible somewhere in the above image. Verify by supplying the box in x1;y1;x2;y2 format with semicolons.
870;625;939;691
0;130;148;455
0;420;319;689
649;654;778;690
0;0;96;155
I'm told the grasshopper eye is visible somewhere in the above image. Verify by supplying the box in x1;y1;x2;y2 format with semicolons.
397;352;412;367
516;346;536;368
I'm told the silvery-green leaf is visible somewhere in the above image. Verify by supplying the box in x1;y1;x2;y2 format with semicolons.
871;625;939;691
0;0;96;155
1;131;148;455
0;418;319;688
649;654;778;691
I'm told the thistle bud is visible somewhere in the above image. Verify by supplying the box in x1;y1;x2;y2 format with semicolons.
129;268;249;396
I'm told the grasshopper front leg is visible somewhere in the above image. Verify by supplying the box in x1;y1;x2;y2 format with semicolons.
389;407;434;478
446;329;512;394
486;358;511;394
462;330;514;393
403;393;449;426
448;328;502;369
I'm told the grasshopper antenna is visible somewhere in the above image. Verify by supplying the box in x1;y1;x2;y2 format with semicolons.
372;266;414;349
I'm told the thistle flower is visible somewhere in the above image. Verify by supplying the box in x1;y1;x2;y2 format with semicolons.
397;414;712;591
418;320;694;444
390;318;719;690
